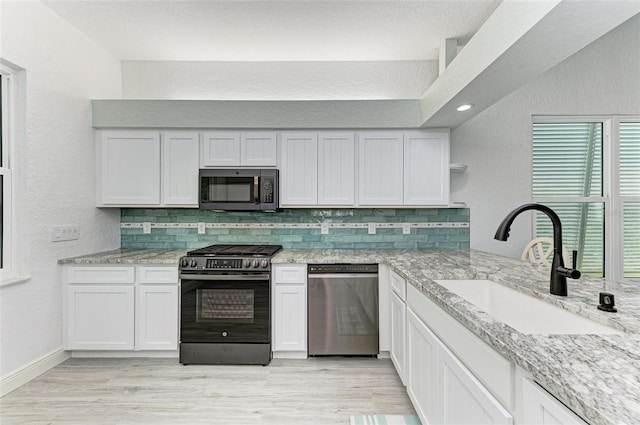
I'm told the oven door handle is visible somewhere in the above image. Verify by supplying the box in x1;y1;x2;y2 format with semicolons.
179;273;270;281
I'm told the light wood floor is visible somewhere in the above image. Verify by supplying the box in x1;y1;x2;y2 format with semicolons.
0;357;416;424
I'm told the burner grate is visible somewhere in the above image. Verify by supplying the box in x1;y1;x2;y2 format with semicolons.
186;244;282;257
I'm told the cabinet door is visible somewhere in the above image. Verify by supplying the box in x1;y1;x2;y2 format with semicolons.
280;132;318;206
99;131;160;205
273;283;307;352
522;379;588;425
241;132;277;166
358;131;403;205
390;291;407;385
406;309;441;425
162;132;199;206
318;132;355;205
67;285;135;350
135;285;179;350
440;342;513;425
404;130;450;206
201;132;241;166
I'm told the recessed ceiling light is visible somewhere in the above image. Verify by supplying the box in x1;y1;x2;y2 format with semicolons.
456;103;473;112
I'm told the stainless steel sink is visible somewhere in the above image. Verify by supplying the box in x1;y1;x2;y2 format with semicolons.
434;279;623;335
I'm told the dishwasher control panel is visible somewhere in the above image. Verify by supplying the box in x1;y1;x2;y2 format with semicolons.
308;264;378;274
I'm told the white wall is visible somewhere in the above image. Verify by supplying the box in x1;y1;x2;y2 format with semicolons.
122;60;437;100
451;14;640;258
0;1;122;377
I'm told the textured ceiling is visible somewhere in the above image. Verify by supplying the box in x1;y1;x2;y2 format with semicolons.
43;0;502;62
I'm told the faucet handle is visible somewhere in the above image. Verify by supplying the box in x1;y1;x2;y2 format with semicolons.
557;250;581;280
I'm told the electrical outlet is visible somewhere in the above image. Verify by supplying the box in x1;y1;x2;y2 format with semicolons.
198;222;206;234
321;222;329;235
368;223;376;235
52;225;80;242
402;223;411;235
143;222;151;234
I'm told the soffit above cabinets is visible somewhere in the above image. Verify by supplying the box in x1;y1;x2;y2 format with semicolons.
67;1;639;129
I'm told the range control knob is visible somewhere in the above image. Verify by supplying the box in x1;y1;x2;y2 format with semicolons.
189;259;197;268
180;258;189;267
252;259;260;268
260;259;269;268
243;259;252;269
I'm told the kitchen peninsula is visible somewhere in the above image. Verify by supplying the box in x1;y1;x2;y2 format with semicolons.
59;248;640;425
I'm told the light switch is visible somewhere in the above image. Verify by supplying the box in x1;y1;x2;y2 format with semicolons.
368;223;376;235
402;223;411;235
52;225;80;242
198;222;206;234
321;222;329;235
142;222;151;234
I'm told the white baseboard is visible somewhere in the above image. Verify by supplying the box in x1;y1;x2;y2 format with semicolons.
71;350;178;358
272;351;308;359
1;348;71;397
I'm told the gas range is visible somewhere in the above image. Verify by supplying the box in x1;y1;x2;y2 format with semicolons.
179;244;283;273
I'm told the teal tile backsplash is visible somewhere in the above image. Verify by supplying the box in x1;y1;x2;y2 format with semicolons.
120;208;470;250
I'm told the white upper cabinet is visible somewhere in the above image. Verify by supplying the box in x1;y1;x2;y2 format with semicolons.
201;132;240;166
358;131;404;205
97;130;198;207
162;132;199;206
404;130;450;206
280;132;318;205
241;132;278;166
201;131;277;167
99;131;161;205
318;132;355;205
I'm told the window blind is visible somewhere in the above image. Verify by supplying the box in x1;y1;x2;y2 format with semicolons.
532;123;604;276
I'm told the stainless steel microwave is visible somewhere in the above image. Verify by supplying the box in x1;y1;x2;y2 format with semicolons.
199;169;279;211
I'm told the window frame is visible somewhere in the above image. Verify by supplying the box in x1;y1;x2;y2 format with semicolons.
532;115;640;282
0;60;27;286
1;67;15;281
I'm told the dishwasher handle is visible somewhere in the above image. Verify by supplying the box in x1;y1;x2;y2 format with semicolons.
308;264;378;274
308;273;378;279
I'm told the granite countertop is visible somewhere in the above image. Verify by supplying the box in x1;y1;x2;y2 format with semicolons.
58;248;188;265
60;248;640;424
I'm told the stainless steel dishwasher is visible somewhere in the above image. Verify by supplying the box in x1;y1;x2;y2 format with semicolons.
307;264;379;356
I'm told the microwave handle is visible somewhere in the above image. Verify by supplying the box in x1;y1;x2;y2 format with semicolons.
254;176;260;204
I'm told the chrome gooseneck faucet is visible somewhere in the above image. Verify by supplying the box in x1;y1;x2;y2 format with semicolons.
494;203;581;296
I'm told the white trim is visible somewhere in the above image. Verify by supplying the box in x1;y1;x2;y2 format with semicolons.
0;348;71;397
70;350;178;358
0;64;15;280
120;221;470;230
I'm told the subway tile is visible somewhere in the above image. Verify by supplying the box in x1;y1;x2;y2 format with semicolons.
120;207;470;249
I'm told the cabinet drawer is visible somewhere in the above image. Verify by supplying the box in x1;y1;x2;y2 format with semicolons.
407;284;513;410
68;267;135;284
390;270;406;300
136;266;178;284
274;265;307;284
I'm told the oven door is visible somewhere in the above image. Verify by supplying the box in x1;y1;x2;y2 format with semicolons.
180;273;270;344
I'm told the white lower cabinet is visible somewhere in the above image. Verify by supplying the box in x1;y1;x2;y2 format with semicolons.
440;342;513;424
65;265;178;352
135;284;179;350
407;309;440;425
272;264;308;358
522;378;588;425
390;286;407;384
67;284;135;350
406;306;513;425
